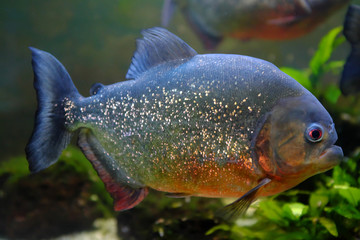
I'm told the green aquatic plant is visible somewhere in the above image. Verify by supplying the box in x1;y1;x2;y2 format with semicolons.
281;26;345;104
281;26;360;120
206;152;360;239
0;156;30;186
205;26;360;240
2;25;359;240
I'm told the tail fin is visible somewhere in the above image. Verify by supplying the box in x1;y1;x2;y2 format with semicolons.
340;5;360;95
25;47;81;173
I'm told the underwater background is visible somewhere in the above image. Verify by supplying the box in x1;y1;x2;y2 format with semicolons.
1;0;360;239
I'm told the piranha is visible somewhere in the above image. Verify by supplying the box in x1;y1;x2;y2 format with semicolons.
162;0;350;49
26;27;343;218
340;4;360;95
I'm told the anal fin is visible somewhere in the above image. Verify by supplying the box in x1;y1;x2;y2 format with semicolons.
78;129;148;211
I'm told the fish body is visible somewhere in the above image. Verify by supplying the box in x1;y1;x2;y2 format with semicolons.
163;0;349;49
26;28;342;216
340;4;360;95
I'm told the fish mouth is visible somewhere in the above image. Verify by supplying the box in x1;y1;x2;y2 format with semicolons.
319;145;343;165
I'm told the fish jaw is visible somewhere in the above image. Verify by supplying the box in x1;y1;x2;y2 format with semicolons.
260;145;343;197
317;145;343;172
257;144;342;197
311;121;343;173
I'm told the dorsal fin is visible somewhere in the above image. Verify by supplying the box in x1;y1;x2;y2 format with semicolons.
126;27;197;80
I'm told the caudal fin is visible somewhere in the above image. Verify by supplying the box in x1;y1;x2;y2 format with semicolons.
25;47;81;173
341;4;360;95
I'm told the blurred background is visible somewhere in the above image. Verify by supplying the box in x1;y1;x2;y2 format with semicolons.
1;0;358;160
1;1;360;239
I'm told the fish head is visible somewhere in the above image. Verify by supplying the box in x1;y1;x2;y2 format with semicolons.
254;94;343;181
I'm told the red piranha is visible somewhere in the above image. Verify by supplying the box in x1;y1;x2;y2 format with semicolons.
162;0;350;49
26;27;343;218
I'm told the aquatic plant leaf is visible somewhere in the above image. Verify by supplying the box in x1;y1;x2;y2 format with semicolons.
324;60;345;74
282;203;308;220
0;156;29;176
335;186;360;206
346;157;358;173
309;193;329;214
258;200;288;225
324;85;341;104
205;224;230;235
332;205;360;220
0;156;30;185
310;26;344;77
280;67;312;90
229;225;281;239
275;231;312;240
332;165;357;186
319;217;338;237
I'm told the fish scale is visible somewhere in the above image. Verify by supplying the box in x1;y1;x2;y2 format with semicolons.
66;54;306;195
26;27;343;217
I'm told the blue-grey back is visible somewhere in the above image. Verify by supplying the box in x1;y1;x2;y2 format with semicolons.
78;53;310;175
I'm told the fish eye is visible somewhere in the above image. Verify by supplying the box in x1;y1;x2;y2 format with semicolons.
306;125;323;143
305;124;323;143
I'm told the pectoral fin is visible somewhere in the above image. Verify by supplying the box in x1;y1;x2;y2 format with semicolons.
218;178;271;220
78;129;148;211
